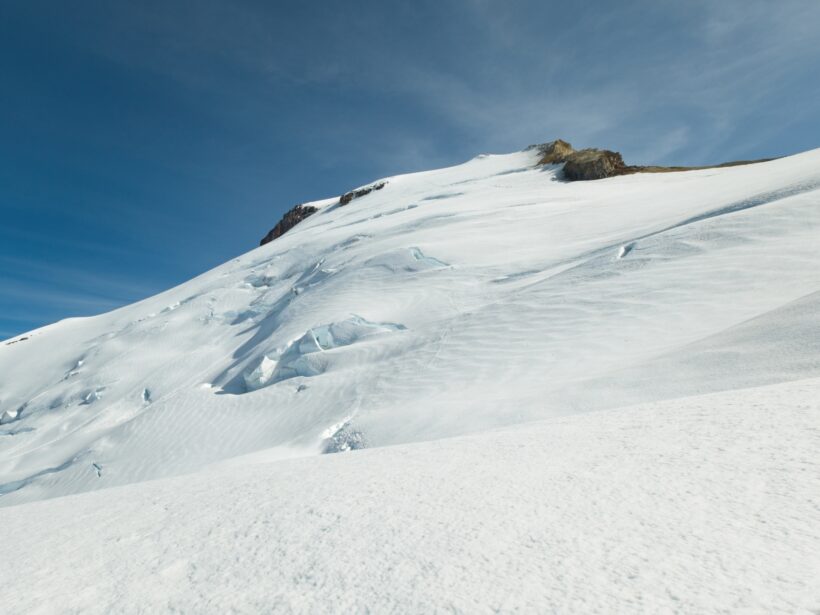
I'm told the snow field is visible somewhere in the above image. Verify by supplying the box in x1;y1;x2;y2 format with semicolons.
1;378;818;613
1;147;819;506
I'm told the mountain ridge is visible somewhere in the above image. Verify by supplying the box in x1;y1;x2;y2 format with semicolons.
1;144;819;506
259;139;779;245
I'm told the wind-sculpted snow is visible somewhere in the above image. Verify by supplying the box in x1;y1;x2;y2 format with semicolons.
1;379;818;613
233;316;406;392
1;147;820;505
364;246;449;272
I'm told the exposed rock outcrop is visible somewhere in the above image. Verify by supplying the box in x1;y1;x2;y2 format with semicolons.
258;142;774;247
534;140;634;180
561;148;631;181
4;336;29;346
259;204;318;246
339;181;387;206
534;139;575;164
260;181;389;245
534;138;774;181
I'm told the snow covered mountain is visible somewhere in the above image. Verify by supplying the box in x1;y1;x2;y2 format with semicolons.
2;144;820;612
2;145;820;506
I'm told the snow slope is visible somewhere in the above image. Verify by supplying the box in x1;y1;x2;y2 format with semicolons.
2;378;819;613
2;146;820;507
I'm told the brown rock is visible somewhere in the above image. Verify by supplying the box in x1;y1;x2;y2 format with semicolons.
533;139;632;180
259;204;319;245
339;181;387;206
562;149;630;181
533;137;774;181
258;180;388;246
535;139;575;164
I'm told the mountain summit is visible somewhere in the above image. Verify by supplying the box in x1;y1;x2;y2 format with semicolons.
259;139;777;244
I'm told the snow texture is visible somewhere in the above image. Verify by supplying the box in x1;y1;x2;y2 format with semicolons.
0;146;819;612
1;379;819;613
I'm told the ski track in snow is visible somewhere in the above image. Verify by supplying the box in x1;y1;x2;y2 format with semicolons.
0;146;819;511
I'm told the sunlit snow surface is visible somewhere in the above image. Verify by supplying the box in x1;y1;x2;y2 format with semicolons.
0;147;819;611
2;379;819;613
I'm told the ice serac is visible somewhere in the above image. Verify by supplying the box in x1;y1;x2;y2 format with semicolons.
1;143;819;507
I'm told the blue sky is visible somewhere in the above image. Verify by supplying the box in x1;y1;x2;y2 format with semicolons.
2;0;820;339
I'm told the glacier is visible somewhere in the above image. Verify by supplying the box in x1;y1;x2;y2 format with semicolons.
1;145;819;612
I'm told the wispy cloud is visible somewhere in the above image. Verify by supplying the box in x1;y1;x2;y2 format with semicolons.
43;0;820;169
3;0;819;340
0;255;159;300
0;254;162;337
